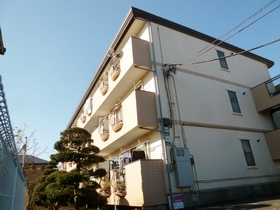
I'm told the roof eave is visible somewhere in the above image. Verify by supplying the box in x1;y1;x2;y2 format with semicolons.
130;7;274;68
67;7;274;128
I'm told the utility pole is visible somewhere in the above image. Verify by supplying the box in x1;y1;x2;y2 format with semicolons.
22;137;27;168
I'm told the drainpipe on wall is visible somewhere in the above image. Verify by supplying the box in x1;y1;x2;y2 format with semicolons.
148;22;174;210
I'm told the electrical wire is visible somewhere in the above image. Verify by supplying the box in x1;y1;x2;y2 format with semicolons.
184;38;280;66
169;74;187;148
179;0;278;65
221;4;280;45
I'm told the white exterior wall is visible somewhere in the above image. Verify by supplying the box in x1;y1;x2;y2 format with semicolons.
164;70;273;130
150;23;271;87
149;23;279;192
186;127;278;190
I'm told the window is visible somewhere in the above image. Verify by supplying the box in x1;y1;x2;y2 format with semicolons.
120;142;149;164
110;103;123;132
228;90;241;113
241;140;256;166
32;165;37;172
217;50;229;69
99;72;109;95
109;54;121;81
98;116;109;141
41;166;46;172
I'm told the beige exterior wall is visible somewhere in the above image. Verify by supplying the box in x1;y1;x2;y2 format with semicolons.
265;129;280;160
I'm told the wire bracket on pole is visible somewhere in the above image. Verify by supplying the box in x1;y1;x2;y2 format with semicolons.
163;64;177;77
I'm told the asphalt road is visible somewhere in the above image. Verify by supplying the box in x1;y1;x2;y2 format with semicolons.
189;195;280;210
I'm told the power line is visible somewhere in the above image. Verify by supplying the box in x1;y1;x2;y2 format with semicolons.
218;4;280;46
181;38;280;66
179;0;278;65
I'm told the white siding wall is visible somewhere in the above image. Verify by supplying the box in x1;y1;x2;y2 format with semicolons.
150;23;271;87
150;23;273;132
169;70;273;130
185;126;279;190
149;23;278;191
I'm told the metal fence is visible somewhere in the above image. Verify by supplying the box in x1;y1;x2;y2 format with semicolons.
0;76;26;210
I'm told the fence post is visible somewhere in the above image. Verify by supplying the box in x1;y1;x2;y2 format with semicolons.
11;165;18;210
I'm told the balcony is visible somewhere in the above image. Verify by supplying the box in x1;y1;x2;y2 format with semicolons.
251;74;280;112
265;128;280;161
81;37;152;130
92;90;158;156
106;159;167;207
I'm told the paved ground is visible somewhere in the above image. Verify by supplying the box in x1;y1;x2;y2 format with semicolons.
34;195;280;209
189;195;280;210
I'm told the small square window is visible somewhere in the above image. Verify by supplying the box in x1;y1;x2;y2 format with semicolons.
228;90;241;113
241;140;256;166
217;50;229;69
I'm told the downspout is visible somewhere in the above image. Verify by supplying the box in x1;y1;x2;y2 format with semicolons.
148;22;174;210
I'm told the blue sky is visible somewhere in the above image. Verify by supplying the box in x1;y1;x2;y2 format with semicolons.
0;1;279;160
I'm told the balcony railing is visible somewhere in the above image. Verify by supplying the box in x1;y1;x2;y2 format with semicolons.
265;74;280;97
251;74;280;112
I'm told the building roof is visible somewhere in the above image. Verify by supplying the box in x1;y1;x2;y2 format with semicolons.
19;155;49;164
0;28;6;55
67;7;275;129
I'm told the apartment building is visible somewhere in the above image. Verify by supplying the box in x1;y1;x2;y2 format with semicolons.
67;7;280;209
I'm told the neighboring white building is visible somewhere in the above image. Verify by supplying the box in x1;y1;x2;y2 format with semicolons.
67;7;280;209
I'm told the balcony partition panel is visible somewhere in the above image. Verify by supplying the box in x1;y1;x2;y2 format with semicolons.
265;128;280;160
106;159;167;207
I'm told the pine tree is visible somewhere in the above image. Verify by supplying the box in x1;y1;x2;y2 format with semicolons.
31;127;107;210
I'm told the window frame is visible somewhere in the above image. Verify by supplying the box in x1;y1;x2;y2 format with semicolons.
217;50;229;70
227;90;241;113
241;140;256;167
110;103;123;132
